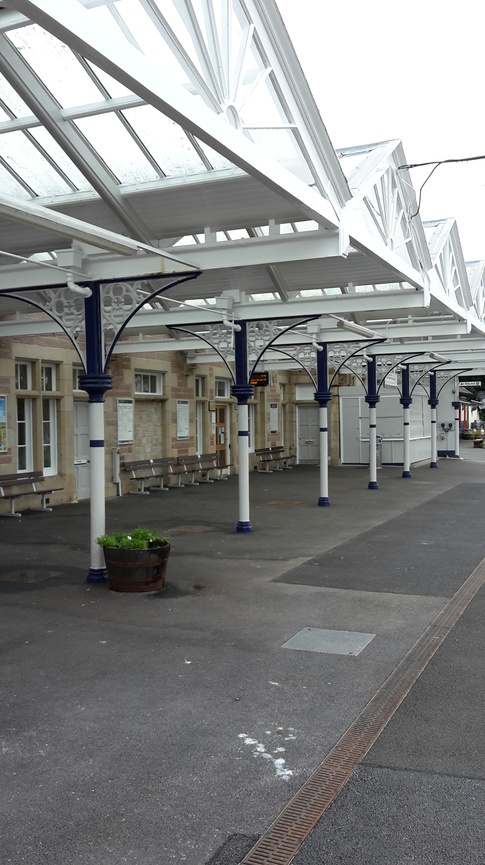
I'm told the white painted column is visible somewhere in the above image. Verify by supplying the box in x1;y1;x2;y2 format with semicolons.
430;407;438;468
318;404;330;506
368;406;378;489
453;403;461;457
236;402;251;532
89;400;107;575
402;406;411;477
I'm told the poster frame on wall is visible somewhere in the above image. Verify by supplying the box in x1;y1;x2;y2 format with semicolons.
117;398;134;444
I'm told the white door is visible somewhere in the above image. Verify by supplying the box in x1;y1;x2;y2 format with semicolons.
297;405;319;463
74;401;90;500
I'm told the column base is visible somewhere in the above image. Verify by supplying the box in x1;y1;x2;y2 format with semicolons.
318;497;330;506
430;462;438;469
236;521;252;533
368;481;379;490
402;470;411;478
87;567;108;584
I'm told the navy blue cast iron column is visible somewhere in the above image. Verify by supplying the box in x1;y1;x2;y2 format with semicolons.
429;371;439;468
231;322;254;533
400;365;412;478
78;282;113;582
452;401;461;458
314;343;332;505
365;356;380;489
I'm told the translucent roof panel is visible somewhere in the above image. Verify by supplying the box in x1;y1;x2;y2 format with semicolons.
29;128;94;192
0;130;75;196
0;74;34;119
7;25;104;108
121;107;208;177
73;113;161;184
0;161;32;199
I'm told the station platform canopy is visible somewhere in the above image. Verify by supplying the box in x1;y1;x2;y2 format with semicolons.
0;0;484;373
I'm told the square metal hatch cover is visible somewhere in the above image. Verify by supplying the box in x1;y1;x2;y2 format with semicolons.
281;627;375;656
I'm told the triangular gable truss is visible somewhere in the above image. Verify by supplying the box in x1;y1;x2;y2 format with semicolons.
425;218;473;313
467;260;485;322
338;140;431;278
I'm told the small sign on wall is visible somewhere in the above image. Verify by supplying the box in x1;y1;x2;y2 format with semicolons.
117;398;134;444
270;402;278;435
177;399;190;440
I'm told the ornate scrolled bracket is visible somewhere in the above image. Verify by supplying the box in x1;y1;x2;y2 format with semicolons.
37;287;85;342
247;320;281;357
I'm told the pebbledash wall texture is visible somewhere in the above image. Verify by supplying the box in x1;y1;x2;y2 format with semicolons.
0;332;314;513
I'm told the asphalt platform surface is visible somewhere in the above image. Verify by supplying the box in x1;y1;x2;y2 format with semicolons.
1;443;485;864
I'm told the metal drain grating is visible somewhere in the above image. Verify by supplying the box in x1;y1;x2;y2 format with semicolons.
241;557;485;865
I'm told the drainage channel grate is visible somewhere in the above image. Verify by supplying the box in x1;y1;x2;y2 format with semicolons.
241;557;485;865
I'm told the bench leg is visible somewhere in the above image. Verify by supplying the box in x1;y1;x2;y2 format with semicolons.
185;472;199;486
128;477;151;494
150;477;170;491
258;463;273;473
29;492;53;512
3;499;22;517
170;475;186;488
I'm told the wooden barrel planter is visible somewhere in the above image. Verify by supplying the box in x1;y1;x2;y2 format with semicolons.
103;542;171;593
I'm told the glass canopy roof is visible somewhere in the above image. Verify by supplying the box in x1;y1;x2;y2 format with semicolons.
0;0;482;334
0;0;324;200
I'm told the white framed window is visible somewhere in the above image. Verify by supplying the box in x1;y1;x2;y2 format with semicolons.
196;401;203;454
73;365;84;391
135;371;163;395
215;378;230;399
15;361;32;391
195;376;205;397
41;363;56;392
248;403;255;453
42;398;58;475
16;397;33;471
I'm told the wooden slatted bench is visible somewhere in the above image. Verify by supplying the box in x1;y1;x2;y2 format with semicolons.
196;453;217;482
122;459;156;494
177;455;200;486
196;452;232;481
148;457;174;491
269;446;295;470
0;471;63;517
255;448;282;472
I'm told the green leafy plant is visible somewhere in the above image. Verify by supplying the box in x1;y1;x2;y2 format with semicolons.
97;527;169;550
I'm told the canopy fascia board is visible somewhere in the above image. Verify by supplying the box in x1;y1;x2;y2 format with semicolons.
5;0;341;232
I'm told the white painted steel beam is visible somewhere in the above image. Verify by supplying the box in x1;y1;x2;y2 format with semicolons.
0;198;199;271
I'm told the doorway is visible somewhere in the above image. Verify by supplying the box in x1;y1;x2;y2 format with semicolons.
297;404;320;463
73;401;90;500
